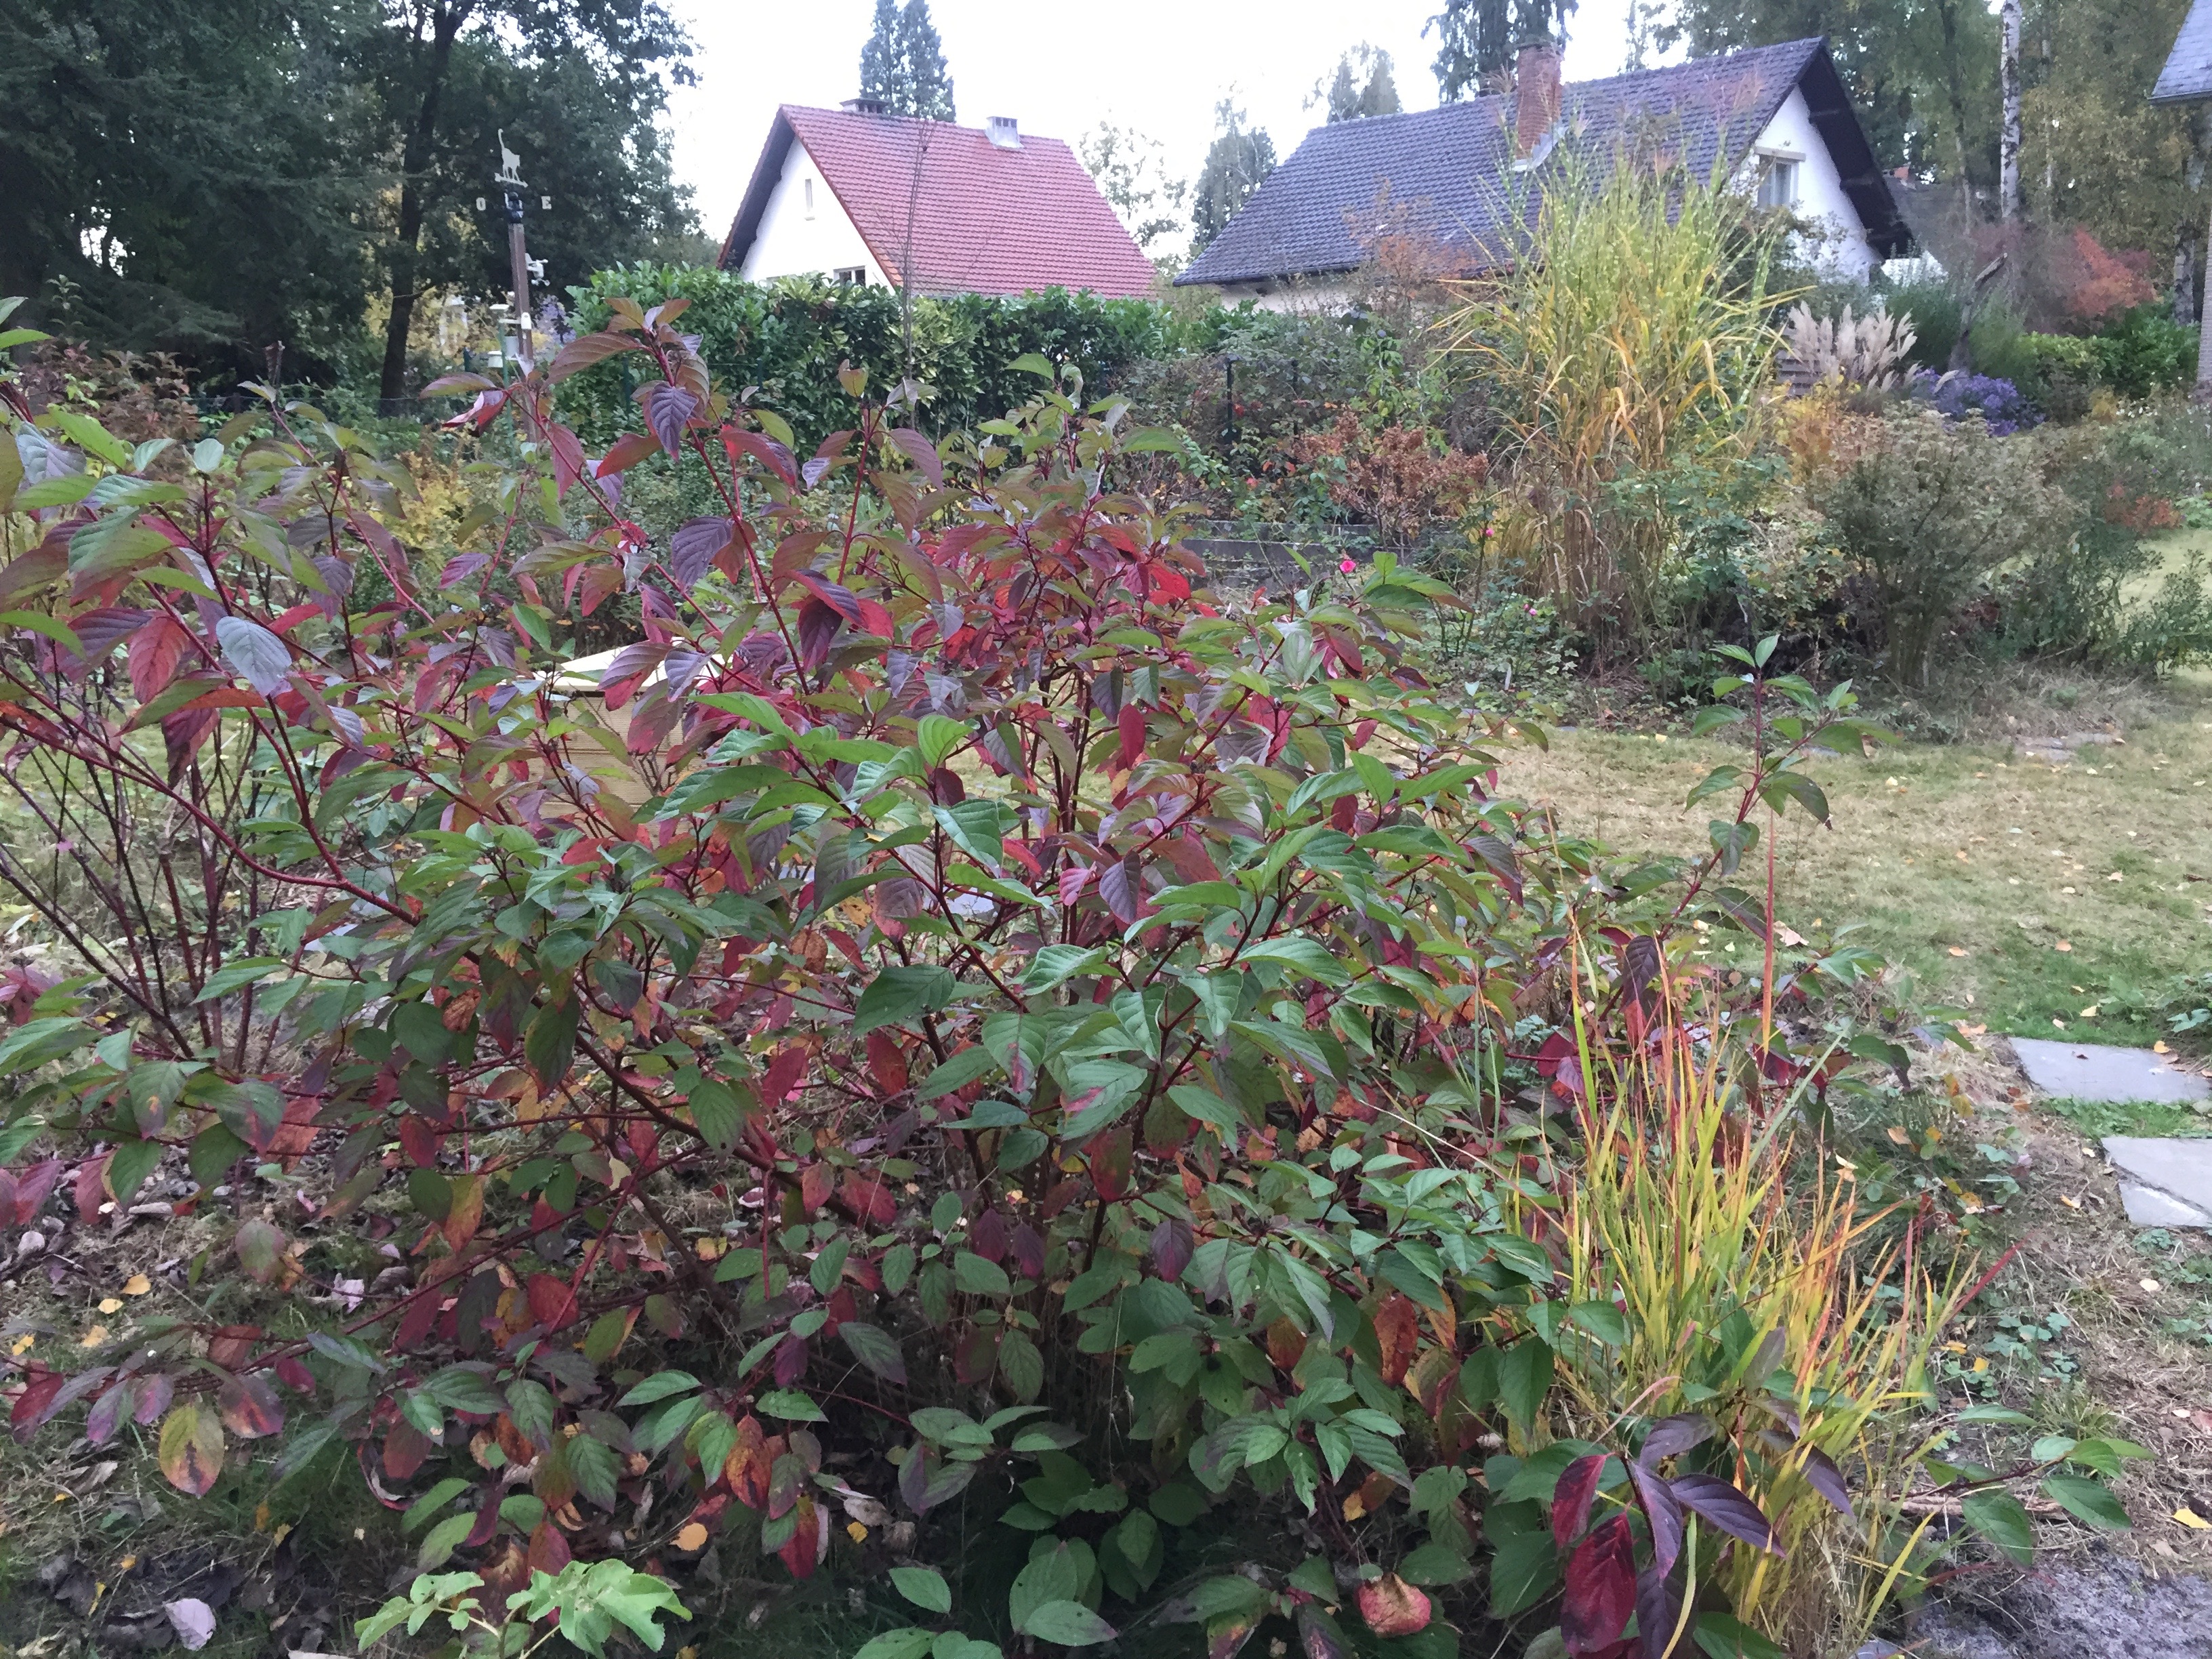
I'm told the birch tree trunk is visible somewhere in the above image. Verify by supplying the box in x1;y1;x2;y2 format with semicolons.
1999;0;2022;220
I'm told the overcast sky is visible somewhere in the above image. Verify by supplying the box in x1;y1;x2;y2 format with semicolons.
663;0;1653;243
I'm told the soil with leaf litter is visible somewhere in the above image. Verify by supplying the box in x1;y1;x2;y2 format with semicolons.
1875;1032;2212;1656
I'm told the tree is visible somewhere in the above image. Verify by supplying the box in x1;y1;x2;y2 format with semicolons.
1999;0;2022;218
897;1;954;120
1078;123;1189;259
1428;0;1576;102
1189;100;1277;255
859;0;905;110
1313;45;1403;123
858;0;954;120
361;0;697;407
2021;0;2200;277
0;0;369;376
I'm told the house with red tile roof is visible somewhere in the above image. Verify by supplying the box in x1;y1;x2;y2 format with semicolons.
718;101;1158;300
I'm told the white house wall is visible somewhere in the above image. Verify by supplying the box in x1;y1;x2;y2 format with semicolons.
1736;87;1879;280
741;138;893;287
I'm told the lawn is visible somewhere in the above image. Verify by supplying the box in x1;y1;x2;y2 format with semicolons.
1489;680;2212;1046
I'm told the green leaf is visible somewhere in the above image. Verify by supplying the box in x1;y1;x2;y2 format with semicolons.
916;715;968;769
1488;1528;1558;1616
954;1251;1011;1298
1396;1540;1474;1585
890;1565;951;1614
1961;1489;2036;1565
617;1372;701;1408
193;957;289;1003
106;1136;164;1206
853;1633;936;1659
1237;937;1351;987
1019;1601;1116;1647
934;800;1010;870
1693;1612;1785;1659
854;965;956;1036
840;1321;908;1383
1498;1341;1553;1437
2041;1474;2129;1531
1566;1301;1629;1345
757;1389;825;1422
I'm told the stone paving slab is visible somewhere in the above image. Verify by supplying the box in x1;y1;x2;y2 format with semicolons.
2011;1037;2211;1105
2104;1136;2212;1227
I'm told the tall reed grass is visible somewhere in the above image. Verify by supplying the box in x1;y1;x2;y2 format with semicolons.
1444;150;1793;639
1529;982;1967;1656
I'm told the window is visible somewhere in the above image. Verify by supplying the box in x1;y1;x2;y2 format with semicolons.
834;266;867;287
802;176;815;219
1756;157;1799;210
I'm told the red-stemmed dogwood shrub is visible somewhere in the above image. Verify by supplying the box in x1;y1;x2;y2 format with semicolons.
0;302;2015;1658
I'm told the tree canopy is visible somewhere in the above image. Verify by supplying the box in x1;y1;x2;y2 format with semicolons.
858;0;956;121
1189;100;1277;257
1316;45;1403;122
0;0;698;390
1428;0;1577;102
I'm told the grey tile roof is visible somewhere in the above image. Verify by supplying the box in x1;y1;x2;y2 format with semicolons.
2154;0;2212;103
1178;37;1908;287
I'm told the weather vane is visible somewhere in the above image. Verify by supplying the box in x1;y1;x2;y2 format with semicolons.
496;131;535;374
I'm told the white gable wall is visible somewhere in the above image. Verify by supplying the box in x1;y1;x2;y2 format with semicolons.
741;138;893;287
1734;87;1880;280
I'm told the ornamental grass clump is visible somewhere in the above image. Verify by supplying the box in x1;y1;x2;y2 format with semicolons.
0;306;2130;1659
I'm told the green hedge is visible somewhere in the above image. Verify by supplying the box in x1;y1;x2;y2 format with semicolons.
558;265;1224;449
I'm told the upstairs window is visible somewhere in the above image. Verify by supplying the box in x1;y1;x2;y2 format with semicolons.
834;266;867;287
803;177;815;219
1756;157;1799;211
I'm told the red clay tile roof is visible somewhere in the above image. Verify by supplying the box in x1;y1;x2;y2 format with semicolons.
720;106;1158;300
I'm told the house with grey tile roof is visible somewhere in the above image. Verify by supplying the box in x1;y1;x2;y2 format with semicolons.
1176;37;1910;308
2154;0;2212;104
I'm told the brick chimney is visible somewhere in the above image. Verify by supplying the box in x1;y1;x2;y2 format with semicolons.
1515;40;1563;157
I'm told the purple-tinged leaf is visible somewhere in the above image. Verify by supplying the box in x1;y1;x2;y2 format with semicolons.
547;331;643;384
796;599;843;669
213;616;291;693
1551;1452;1605;1552
1151;1216;1195;1281
1100;855;1146;927
1627;1459;1683;1576
1672;1473;1782;1555
642;384;701;457
1799;1447;1853;1518
794;571;861;622
670;516;733;593
1634;1561;1685;1659
802;456;834;489
1638;1412;1715;1467
886;426;943;485
85;1377;134;1446
724;428;798;488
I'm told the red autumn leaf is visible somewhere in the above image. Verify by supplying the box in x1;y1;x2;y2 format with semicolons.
384;1415;433;1479
1355;1574;1430;1638
1553;1452;1607;1551
725;1414;772;1510
527;1273;578;1332
777;1492;821;1578
1117;702;1147;771
128;615;190;703
1373;1291;1420;1387
865;1031;909;1097
217;1371;284;1439
1561;1513;1637;1654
